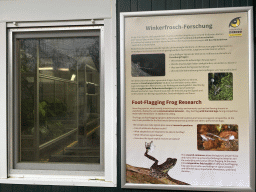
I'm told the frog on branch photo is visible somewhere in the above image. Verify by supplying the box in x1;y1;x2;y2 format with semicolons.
144;141;189;185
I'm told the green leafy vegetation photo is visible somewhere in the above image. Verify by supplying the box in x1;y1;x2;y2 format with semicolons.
208;73;233;101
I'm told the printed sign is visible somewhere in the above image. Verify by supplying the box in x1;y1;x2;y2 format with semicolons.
121;7;254;191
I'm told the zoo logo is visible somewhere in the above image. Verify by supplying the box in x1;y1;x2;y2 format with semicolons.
229;17;241;28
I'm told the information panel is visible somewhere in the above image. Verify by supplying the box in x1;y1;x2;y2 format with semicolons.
121;7;254;191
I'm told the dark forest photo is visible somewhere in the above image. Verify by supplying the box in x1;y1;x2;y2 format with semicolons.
131;53;165;77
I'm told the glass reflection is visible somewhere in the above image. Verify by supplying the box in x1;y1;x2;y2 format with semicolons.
19;37;100;163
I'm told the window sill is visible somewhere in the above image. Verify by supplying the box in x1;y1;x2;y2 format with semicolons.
0;174;116;187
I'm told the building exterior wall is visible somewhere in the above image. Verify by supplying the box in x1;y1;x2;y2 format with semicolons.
0;0;112;21
0;0;254;191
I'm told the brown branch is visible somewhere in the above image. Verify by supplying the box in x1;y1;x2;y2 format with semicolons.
166;175;190;185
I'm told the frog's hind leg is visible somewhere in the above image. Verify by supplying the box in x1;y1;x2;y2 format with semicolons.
144;150;158;163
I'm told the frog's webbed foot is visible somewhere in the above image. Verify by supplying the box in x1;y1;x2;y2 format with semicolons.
145;141;155;153
145;141;152;149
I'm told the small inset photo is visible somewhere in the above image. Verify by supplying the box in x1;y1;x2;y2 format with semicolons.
197;124;238;151
131;53;165;77
208;73;233;100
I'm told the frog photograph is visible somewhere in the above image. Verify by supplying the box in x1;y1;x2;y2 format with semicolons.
126;141;189;185
208;73;233;101
197;124;238;151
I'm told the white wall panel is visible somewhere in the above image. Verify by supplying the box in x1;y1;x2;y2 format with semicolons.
0;0;112;22
0;22;7;179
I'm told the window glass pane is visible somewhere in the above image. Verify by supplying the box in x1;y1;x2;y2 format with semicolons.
20;39;37;162
18;37;100;164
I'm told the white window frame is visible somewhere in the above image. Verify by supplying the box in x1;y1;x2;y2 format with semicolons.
10;26;105;172
0;1;117;187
